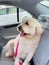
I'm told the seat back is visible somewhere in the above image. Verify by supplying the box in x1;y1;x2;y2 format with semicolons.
33;15;49;65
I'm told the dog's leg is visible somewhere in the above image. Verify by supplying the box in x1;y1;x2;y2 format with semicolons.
22;45;38;65
22;51;33;65
5;34;20;58
5;39;14;57
15;57;20;65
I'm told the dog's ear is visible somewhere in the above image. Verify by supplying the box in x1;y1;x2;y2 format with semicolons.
35;25;43;35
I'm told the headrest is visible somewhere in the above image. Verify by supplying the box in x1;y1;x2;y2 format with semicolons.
38;15;49;29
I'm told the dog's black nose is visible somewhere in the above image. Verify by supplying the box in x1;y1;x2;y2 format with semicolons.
18;26;22;30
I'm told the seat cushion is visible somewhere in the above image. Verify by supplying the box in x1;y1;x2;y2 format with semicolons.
0;61;14;65
0;47;14;65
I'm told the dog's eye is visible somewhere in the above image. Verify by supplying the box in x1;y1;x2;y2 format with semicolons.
25;22;29;25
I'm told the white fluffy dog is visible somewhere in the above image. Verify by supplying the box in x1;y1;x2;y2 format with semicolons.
5;17;43;65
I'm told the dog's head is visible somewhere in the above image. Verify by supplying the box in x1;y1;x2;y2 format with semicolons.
17;17;43;38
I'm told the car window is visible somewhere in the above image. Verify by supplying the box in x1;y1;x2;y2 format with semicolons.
0;5;16;14
0;5;32;26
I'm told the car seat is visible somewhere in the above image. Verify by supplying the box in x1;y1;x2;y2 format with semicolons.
33;15;49;65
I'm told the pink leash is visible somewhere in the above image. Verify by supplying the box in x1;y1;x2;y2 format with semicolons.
13;38;22;65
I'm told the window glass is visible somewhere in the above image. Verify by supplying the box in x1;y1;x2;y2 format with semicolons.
0;9;6;15
19;8;24;12
19;8;32;22
0;5;32;26
9;7;17;14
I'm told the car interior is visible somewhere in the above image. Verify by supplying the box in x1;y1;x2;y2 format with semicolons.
0;0;49;65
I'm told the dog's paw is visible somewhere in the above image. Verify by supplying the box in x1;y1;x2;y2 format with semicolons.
5;52;12;57
15;62;19;65
15;63;19;65
23;62;30;65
